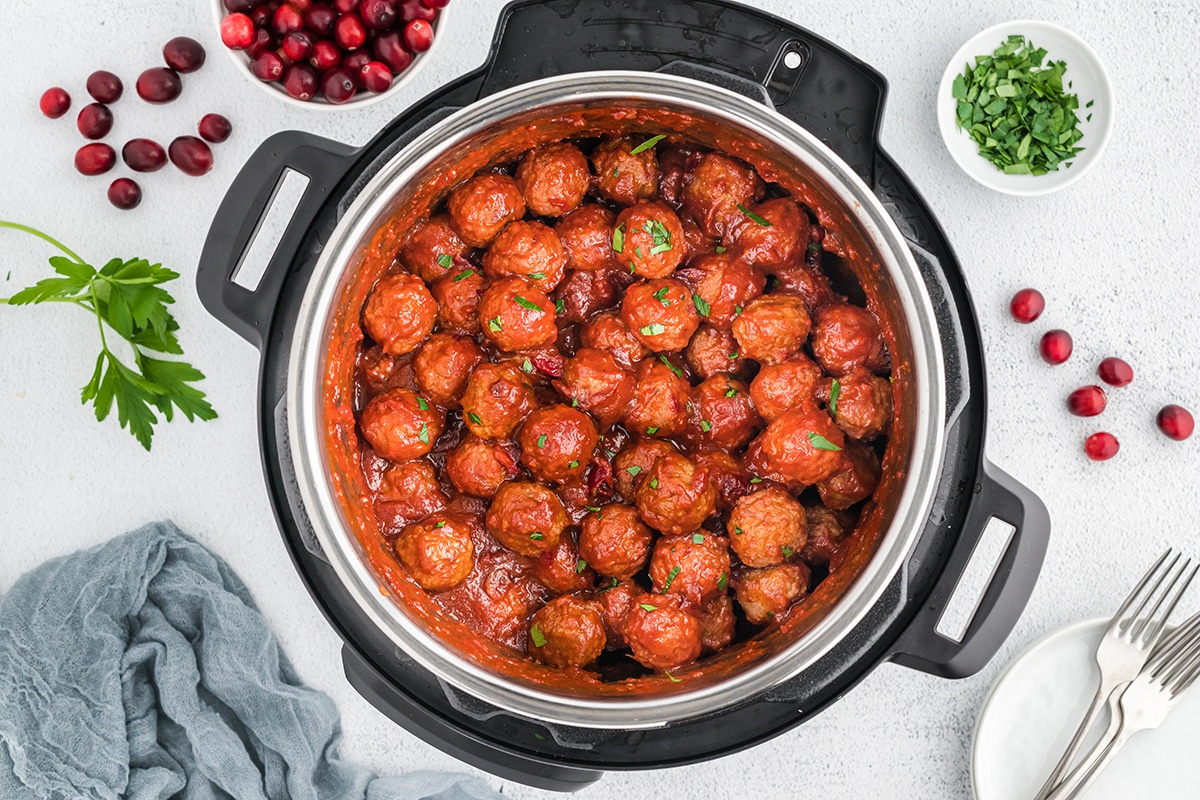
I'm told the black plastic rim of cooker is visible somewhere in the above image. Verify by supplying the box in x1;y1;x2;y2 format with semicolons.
196;0;1052;792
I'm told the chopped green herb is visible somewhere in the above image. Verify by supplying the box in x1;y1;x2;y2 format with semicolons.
436;253;453;269
640;323;666;336
554;298;564;314
661;565;681;593
530;624;547;647
417;396;429;410
629;134;665;155
537;434;547;448
434;520;446;528
528;272;545;280
728;352;739;360
522;358;533;373
829;379;841;418
612;222;625;253
571;397;578;407
714;245;727;254
717;572;728;591
692;294;711;316
625;465;642;477
649;478;659;489
807;432;842;451
665;670;682;683
646;426;659;435
487;316;502;332
652;286;671;305
606;449;617;458
643;218;673;255
452;267;475;282
418;423;429;444
734;526;743;535
529;532;544;541
584;504;602;513
807;242;820;253
658;355;682;378
750;476;762;484
576;559;588;574
724;387;738;398
692;533;705;544
629;262;637;275
467;411;483;425
700;420;712;432
737;203;772;226
639;603;659;612
634;246;643;258
734;304;743;316
568;460;579;469
782;545;795;558
612;168;619;178
514;295;543;312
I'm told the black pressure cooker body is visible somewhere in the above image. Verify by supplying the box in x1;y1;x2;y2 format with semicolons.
197;0;1050;791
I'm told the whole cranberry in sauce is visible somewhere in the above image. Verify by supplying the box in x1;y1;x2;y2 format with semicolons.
220;13;256;49
1084;432;1119;461
1157;405;1195;441
163;37;206;73
1039;329;1072;365
40;87;71;118
86;71;124;104
1009;288;1045;323
168;136;213;176
136;68;183;104
77;103;113;140
75;143;117;176
122;138;167;172
107;178;142;210
1067;386;1106;417
198;114;233;144
1098;357;1133;387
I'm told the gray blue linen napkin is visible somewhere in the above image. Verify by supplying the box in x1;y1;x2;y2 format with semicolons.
0;521;502;800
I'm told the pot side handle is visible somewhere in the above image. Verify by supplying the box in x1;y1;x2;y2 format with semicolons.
890;461;1051;678
197;131;356;349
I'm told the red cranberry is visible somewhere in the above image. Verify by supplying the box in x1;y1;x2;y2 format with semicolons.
75;143;116;176
321;68;358;103
373;31;412;72
1009;288;1045;324
1039;329;1072;365
251;50;286;81
122;138;167;172
1084;432;1119;461
404;19;433;52
221;13;257;49
40;87;71;118
251;5;273;27
334;0;359;12
199;114;233;143
1157;405;1195;441
291;0;313;10
1097;357;1133;387
136;68;183;104
76;103;113;139
304;3;337;35
282;64;318;100
343;51;372;85
107;178;142;210
168;136;214;176
163;37;207;72
399;0;436;21
281;30;314;61
360;0;397;29
1067;386;1107;417
223;0;260;11
273;3;305;35
335;14;368;50
86;71;123;104
310;40;342;71
247;27;275;56
360;60;393;92
420;0;449;7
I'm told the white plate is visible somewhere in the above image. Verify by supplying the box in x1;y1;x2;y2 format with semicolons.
972;617;1200;799
937;20;1114;195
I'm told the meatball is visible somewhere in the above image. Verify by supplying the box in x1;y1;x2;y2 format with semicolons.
731;294;811;365
727;197;807;270
482;220;568;290
614;201;686;278
413;333;484;408
773;263;842;312
446;172;526;248
360;387;446;462
635;452;716;535
461;549;548;649
734;563;811;625
696;593;736;653
810;304;890;376
648;532;731;605
658;145;703;207
679;216;716;263
478;277;558;352
621;278;700;353
598;580;639;648
817;441;881;510
359;346;399;394
445;435;520;498
528;595;606;667
394;512;475;592
578;503;653;580
800;504;848;567
376;459;448;526
486;480;568;557
687;375;760;451
694;448;751;513
745;402;848;487
685;324;745;380
461;362;537;440
727;486;807;568
399;214;471;283
622;357;691;438
430;266;485;336
612;437;677;500
581;312;648;371
590;135;659;206
750;355;824;422
556;204;617;272
825;368;892;440
531;535;593;595
553;266;620;324
681;252;766;329
361;272;438;356
517;405;599;484
515;142;590;218
624;594;702;672
554;348;634;429
681;152;764;239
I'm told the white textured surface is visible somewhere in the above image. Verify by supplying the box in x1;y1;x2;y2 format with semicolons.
2;1;1199;798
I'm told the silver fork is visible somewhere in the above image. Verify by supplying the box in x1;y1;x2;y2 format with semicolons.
1044;610;1200;799
1033;548;1196;800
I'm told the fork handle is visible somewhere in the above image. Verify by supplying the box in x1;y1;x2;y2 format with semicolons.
1032;682;1111;800
1051;725;1135;800
1042;693;1125;800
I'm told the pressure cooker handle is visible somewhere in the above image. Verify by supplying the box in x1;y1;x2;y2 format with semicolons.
197;131;356;349
890;460;1051;678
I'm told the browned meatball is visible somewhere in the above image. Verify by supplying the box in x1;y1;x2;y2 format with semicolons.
376;459;448;525
657;145;703;207
360;387;446;462
817;441;881;510
446;173;526;248
478;277;558;352
394;512;475;592
552;266;620;324
727;486;807;568
581;312;648;371
682;252;766;329
773;263;842;313
599;580;638;648
612;437;677;500
430;266;485;336
750;355;824;423
621;278;700;353
679;216;716;263
554;348;634;429
686;324;745;380
359;346;399;394
515;142;590;218
727;197;807;270
734;563;811;625
800;504;848;567
482;220;568;290
400;214;471;283
694;448;751;513
530;535;593;595
731;294;811;365
578;503;653;580
696;593;736;653
486;481;568;557
681;152;764;239
825;368;892;440
622;357;691;438
648;532;731;605
745;402;848;487
810;304;890;376
445;435;520;498
614;201;686;279
624;594;702;671
687;375;760;451
361;272;438;356
635;452;716;535
556;204;617;272
590;135;659;206
461;362;537;440
413;333;484;409
528;595;606;667
517;405;599;484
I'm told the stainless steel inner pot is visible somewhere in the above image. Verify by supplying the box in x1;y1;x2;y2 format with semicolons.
286;71;946;729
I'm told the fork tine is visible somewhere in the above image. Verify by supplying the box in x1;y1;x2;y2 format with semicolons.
1131;557;1194;644
1160;617;1200;688
1150;611;1200;673
1144;562;1199;646
1111;548;1174;635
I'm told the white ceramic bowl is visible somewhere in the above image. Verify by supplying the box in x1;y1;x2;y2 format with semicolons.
209;0;451;110
937;20;1113;196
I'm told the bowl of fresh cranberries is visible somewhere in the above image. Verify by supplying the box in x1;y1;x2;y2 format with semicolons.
212;0;449;108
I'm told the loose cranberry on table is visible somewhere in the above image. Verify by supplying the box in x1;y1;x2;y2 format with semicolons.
77;104;113;140
40;87;71;119
1009;288;1045;323
1067;385;1106;417
168;136;213;176
1157;405;1195;441
107;178;142;211
75;143;117;176
220;12;257;49
1097;357;1133;387
86;71;123;104
162;37;206;73
137;68;183;104
1039;329;1072;365
198;114;232;144
122;138;167;172
1084;432;1119;461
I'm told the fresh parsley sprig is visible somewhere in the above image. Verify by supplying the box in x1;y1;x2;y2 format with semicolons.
1;221;216;450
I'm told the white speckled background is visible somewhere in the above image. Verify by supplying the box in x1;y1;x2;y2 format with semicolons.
2;1;1199;797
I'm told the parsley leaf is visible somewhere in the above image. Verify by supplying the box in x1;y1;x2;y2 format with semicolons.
692;294;710;316
737;204;772;226
629;134;665;155
658;355;682;378
530;624;547;647
452;267;475;282
625;465;642;476
513;295;543;312
612;222;625;254
640;323;665;336
436;253;453;269
661;565;681;593
829;379;841;417
807;432;842;451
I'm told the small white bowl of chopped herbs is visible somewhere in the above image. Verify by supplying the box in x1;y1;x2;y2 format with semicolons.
938;20;1113;195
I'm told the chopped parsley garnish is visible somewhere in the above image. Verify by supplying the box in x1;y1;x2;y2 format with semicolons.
634;246;643;258
529;532;544;541
734;304;743;316
700;420;712;432
658;355;682;378
452;267;475;282
717;572;728;591
639;603;659;612
629;134;665;155
568;460;579;469
537;434;547;448
643;219;673;255
571;397;578;407
530;624;547;647
522;358;533;374
417;396;429;410
715;245;727;254
728;352;739;360
514;295;543;312
625;465;642;476
734;526;743;535
434;520;446;528
661;566;681;593
652;286;671;305
750;476;762;484
612;168;619;177
692;533;705;544
585;504;602;513
640;323;666;336
649;478;659;489
487;316;502;332
554;298;564;314
807;242;820;253
467;412;482;425
528;271;545;280
418;423;429;444
436;253;453;268
612;222;625;253
782;545;795;558
829;379;841;417
807;432;842;451
665;669;681;683
692;294;710;317
646;426;659;435
576;559;588;574
737;204;772;226
724;387;738;397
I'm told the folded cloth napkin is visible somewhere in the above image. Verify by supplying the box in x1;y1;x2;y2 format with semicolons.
0;521;502;800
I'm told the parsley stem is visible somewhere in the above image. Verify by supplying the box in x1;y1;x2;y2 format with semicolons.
89;280;108;353
0;221;87;265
